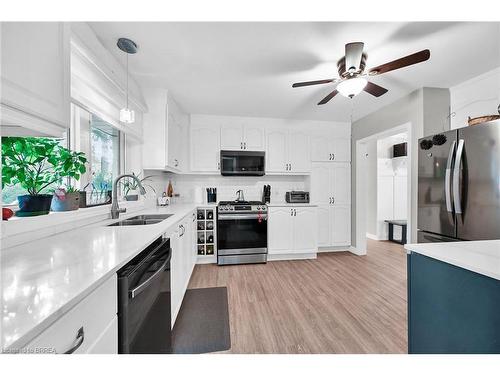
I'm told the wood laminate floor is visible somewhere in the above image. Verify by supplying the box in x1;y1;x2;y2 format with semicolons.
188;239;407;353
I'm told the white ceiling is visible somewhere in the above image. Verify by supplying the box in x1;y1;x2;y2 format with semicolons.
89;22;500;122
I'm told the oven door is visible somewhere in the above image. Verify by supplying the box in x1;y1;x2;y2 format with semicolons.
217;213;267;254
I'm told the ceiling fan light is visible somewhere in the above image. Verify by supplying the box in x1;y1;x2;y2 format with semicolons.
337;77;367;98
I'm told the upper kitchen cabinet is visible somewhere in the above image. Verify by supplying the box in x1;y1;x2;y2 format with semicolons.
310;163;351;205
142;89;188;172
190;116;221;173
220;123;265;151
266;128;310;174
311;135;351;162
1;22;70;136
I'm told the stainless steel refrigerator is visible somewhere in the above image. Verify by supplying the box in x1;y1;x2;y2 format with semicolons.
418;120;500;243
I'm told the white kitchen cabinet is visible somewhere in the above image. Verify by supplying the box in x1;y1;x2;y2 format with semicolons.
316;205;351;248
86;317;118;354
266;128;310;174
266;129;288;173
310;162;351;205
22;275;117;354
170;212;197;327
317;206;331;247
331;205;351;246
311;162;351;248
267;207;293;252
220;123;244;150
1;22;70;136
190;122;221;172
311;134;351;162
268;206;317;256
220;123;265;151
143;89;187;172
244;124;266;150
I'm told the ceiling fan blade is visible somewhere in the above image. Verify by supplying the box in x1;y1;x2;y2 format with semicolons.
345;42;364;72
363;81;388;97
317;89;339;105
369;49;430;76
292;79;334;88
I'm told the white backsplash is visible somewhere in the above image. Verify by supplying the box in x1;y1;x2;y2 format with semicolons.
148;173;307;204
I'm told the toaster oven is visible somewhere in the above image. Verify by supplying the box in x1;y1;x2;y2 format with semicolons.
285;191;310;204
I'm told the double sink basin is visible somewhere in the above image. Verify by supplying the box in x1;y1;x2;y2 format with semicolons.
108;214;173;227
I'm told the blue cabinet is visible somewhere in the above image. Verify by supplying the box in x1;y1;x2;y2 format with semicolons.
408;252;500;353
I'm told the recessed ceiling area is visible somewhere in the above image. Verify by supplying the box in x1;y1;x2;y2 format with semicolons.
89;22;500;122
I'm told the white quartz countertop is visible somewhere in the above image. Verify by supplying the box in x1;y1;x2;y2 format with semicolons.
266;203;318;207
405;240;500;281
1;203;197;350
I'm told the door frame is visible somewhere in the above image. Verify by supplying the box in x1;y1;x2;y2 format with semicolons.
354;122;412;255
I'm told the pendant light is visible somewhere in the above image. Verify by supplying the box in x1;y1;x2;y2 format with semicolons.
117;38;138;124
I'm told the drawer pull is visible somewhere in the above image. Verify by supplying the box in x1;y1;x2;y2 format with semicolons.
64;327;84;354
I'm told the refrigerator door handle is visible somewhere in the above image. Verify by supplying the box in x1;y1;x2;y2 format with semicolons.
453;139;465;214
445;140;456;213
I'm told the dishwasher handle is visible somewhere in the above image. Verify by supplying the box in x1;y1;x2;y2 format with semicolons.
129;239;171;299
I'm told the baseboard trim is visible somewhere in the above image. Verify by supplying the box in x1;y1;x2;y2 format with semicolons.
268;252;317;262
349;246;366;256
317;246;350;253
196;256;217;264
366;233;379;240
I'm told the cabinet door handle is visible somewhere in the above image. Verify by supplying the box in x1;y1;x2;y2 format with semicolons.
63;327;85;354
217;162;220;170
329;197;332;204
332;153;335;160
294;209;297;216
241;142;243;149
329;153;332;160
332;197;335;204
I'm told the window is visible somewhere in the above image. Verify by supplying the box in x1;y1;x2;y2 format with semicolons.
70;104;122;194
89;115;121;191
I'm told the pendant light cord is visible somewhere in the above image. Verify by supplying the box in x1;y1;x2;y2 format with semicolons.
126;53;129;109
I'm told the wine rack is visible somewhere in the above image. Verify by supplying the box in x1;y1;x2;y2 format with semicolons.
196;206;216;258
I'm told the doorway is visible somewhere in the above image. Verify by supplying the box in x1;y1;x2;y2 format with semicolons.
355;123;412;255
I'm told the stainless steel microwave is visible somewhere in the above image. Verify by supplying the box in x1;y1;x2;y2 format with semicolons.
220;150;265;176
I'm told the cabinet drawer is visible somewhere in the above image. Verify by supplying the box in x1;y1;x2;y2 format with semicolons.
24;275;117;354
85;317;118;354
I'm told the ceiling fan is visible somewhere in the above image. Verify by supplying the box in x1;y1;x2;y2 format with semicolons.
292;42;430;105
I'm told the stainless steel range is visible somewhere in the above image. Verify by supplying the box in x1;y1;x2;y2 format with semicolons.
217;200;268;265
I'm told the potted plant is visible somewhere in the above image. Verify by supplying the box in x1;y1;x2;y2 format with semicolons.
2;137;87;216
121;172;156;201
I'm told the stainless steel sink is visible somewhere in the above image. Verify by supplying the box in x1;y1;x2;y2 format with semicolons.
107;214;173;227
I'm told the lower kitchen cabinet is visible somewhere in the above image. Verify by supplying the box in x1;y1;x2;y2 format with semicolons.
170;211;197;328
408;252;500;353
22;274;117;354
268;206;318;257
317;205;351;248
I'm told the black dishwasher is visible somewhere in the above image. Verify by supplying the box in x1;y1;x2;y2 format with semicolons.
117;236;172;354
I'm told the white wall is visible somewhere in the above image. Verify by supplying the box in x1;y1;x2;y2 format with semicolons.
352;87;450;249
365;140;378;237
450;66;500;129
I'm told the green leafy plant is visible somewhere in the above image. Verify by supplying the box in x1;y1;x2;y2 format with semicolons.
120;172;156;196
2;137;88;196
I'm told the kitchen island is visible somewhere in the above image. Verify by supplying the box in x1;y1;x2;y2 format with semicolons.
405;240;500;354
